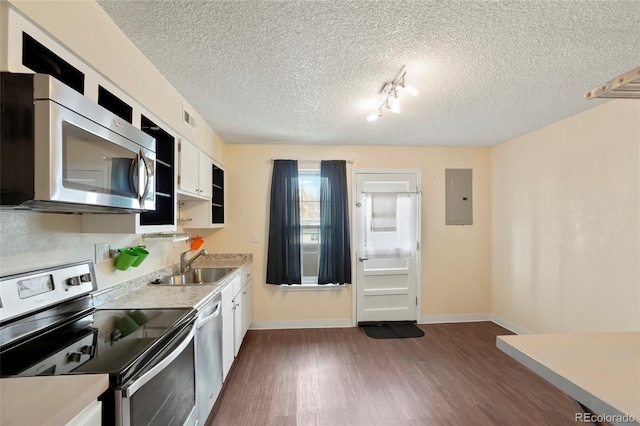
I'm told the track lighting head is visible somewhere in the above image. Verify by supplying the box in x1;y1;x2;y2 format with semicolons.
366;65;418;122
400;83;419;97
366;112;382;122
390;95;400;114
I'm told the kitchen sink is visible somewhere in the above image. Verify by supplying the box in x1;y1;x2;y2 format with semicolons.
192;267;235;283
153;267;236;285
156;273;195;285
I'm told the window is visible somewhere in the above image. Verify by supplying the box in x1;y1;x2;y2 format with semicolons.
267;160;351;286
299;169;320;284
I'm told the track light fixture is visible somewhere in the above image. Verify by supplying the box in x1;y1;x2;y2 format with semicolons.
366;65;419;122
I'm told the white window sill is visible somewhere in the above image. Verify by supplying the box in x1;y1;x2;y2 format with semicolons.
278;284;346;291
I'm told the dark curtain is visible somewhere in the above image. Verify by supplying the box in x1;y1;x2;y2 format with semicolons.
318;160;352;284
266;160;301;285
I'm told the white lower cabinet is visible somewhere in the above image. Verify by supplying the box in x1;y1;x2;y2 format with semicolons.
220;267;252;382
233;292;243;356
241;269;253;336
221;281;236;382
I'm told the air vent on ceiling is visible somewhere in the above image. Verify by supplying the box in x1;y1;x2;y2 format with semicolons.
182;106;197;129
585;66;640;100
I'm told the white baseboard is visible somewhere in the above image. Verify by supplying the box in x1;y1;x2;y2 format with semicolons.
249;319;352;330
420;313;491;324
490;314;534;335
249;315;533;335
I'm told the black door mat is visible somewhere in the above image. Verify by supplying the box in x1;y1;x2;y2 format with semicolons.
358;321;425;339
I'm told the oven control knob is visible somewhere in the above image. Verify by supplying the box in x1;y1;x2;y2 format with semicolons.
66;276;81;286
80;273;92;282
80;345;94;355
67;352;82;363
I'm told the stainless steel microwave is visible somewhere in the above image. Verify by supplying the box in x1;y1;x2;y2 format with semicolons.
0;72;156;213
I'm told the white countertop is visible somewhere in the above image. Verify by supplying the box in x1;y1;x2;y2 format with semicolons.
98;282;224;310
97;262;247;310
0;374;109;425
497;332;640;425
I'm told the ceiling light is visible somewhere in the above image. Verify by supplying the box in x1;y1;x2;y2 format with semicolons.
366;65;418;122
390;95;400;113
585;66;640;100
401;84;419;97
366;112;382;122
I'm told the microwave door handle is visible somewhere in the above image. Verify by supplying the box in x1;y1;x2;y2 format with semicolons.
128;154;141;199
139;149;152;203
121;324;196;397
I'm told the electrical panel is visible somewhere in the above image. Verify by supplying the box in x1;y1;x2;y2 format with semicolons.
445;169;473;225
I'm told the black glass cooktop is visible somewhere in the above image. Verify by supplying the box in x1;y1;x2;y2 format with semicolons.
0;307;195;382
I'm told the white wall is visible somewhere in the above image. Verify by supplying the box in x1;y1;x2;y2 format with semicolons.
491;100;640;333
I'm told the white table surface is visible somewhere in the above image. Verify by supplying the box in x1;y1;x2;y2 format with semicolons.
497;332;640;426
0;374;110;425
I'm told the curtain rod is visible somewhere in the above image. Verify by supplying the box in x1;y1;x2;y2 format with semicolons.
269;158;354;164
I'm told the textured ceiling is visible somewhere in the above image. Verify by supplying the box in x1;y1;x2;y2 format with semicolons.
97;0;640;146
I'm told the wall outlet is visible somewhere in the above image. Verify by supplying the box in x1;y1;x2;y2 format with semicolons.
95;243;111;264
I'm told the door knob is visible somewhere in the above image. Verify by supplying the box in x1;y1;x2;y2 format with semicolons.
358;257;369;262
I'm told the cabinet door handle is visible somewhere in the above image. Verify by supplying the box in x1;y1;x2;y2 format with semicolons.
242;291;246;295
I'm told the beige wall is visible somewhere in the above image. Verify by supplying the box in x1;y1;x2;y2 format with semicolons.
208;144;492;323
491;100;640;333
0;0;221;288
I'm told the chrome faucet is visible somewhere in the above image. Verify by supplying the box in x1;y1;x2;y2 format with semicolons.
180;249;208;273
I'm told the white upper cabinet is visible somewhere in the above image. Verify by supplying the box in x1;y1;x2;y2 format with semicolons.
178;138;201;197
178;138;213;200
180;162;225;229
198;151;213;199
178;138;227;228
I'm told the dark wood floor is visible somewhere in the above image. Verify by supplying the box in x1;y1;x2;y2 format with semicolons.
207;322;579;426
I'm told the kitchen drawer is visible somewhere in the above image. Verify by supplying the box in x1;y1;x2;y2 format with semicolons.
232;273;242;297
222;274;242;305
242;265;252;286
221;281;233;308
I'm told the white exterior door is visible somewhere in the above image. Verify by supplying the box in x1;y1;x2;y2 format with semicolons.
355;172;420;323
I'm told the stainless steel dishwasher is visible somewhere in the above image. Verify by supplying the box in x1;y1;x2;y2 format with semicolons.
195;294;223;425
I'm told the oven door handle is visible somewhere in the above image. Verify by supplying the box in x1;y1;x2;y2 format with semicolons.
121;324;196;397
196;302;221;330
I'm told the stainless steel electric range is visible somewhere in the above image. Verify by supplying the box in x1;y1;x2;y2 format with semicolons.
0;260;198;426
